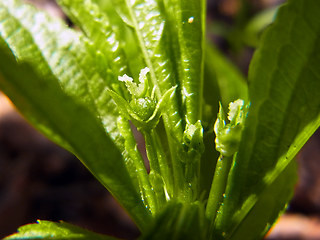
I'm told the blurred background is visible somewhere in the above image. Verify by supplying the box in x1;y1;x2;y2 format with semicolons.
1;0;320;239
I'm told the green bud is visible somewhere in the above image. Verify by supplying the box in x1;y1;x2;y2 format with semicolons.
129;97;157;121
182;120;205;162
118;67;149;98
214;100;249;157
109;67;177;131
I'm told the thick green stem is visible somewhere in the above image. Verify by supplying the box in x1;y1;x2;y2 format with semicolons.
206;155;233;225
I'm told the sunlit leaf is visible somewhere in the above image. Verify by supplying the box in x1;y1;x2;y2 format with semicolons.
214;0;320;238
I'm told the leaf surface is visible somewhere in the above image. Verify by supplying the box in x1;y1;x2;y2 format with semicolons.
57;0;129;78
229;160;297;240
214;0;320;238
4;220;117;240
0;1;151;228
162;0;206;124
56;0;148;194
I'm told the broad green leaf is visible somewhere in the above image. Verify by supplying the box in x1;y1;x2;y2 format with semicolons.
0;45;151;231
0;0;123;147
0;0;94;104
4;220;117;240
0;0;155;224
56;0;151;200
214;0;320;238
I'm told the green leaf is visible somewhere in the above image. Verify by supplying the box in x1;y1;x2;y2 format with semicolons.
159;0;207;201
0;0;94;104
0;1;156;228
0;0;121;144
163;0;206;124
243;6;279;47
214;0;320;238
111;0;185;135
140;201;209;240
4;220;118;240
108;0;191;200
112;0;170;93
229;160;297;240
0;44;151;230
57;0;129;78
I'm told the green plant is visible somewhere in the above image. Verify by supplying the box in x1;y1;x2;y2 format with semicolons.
0;0;319;239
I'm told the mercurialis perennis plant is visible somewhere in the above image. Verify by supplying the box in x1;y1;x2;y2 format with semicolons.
0;0;320;239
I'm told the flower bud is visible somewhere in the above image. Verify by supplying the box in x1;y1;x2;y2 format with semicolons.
214;100;249;157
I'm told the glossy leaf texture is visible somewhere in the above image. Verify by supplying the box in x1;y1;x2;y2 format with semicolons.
110;0;186;144
213;0;320;239
4;220;118;240
159;0;206;200
57;0;129;77
0;0;151;230
55;0;150;205
162;0;206;124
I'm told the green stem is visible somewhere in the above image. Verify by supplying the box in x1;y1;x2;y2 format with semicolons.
118;118;157;215
144;130;161;173
166;136;191;202
153;130;174;199
206;155;233;225
144;129;167;211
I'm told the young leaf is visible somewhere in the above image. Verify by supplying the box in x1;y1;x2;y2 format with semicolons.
162;0;206;124
213;0;320;238
0;46;151;230
4;220;118;240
